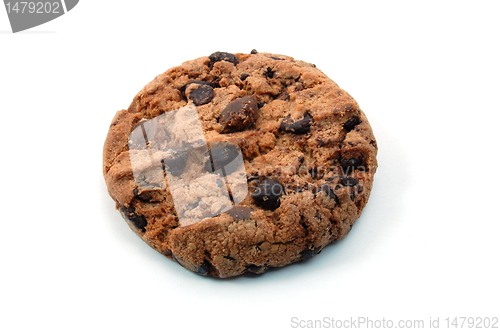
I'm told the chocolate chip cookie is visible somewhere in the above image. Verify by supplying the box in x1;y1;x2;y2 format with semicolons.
103;50;378;278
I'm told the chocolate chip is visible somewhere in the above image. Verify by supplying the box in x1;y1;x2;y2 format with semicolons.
247;174;260;182
250;49;258;54
325;176;339;182
343;116;361;132
196;260;211;276
293;82;304;91
300;249;315;259
119;206;148;232
340;176;359;187
270;56;283;60
240;73;249;81
300;247;322;259
185;80;216;88
246;264;267;274
277;89;290;101
178;80;216;100
317;138;326;147
188;84;214;106
226;206;254;220
279;113;313;135
209;51;238;67
309;166;328;179
340;155;364;174
264;67;275;78
251;179;285;210
219;96;259;133
162;149;189;176
204;142;241;174
313;184;339;204
133;188;153;202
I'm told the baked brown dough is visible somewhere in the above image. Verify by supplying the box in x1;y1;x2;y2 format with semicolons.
103;50;378;278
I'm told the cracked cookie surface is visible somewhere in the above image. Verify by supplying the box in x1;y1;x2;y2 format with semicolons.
103;50;378;278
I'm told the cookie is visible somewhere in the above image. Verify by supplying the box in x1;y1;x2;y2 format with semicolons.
103;50;378;278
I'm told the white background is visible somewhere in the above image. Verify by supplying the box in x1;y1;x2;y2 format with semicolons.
1;1;499;331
